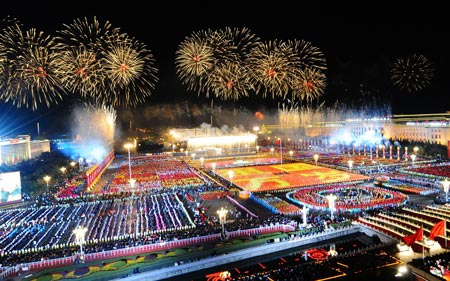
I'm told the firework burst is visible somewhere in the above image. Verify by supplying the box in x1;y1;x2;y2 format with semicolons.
292;68;326;102
56;16;122;50
245;40;297;99
175;30;216;94
206;27;259;100
100;35;158;107
0;24;66;110
209;62;253;100
176;27;260;100
223;27;260;58
285;39;327;71
390;53;434;93
55;17;158;107
55;45;104;98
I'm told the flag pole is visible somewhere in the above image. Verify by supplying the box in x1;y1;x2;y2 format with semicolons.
444;220;447;249
422;225;425;259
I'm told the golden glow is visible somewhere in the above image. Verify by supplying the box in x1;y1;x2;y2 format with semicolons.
188;135;256;146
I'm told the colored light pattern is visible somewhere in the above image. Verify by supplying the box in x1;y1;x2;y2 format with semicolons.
215;163;369;192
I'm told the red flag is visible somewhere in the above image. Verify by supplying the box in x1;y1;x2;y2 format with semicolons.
403;226;423;246
429;220;446;241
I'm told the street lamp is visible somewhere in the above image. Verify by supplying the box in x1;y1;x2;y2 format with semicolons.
289;150;294;160
270;147;274;156
73;226;87;263
442;178;450;204
217;207;228;239
124;143;133;182
78;157;84;172
43;175;51;187
60;166;67;175
256;145;260;154
413;146;419;155
313;154;319;166
200;157;204;168
129;178;136;194
191;153;196;161
347;159;354;172
70;161;76;169
326;194;337;221
228;170;234;187
253;126;259;150
169;130;175;152
302;205;308;227
410;154;416;166
211;162;216;174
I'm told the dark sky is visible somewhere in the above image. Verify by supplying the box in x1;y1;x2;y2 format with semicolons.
1;2;449;136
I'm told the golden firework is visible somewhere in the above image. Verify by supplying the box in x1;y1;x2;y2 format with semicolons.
391;53;434;93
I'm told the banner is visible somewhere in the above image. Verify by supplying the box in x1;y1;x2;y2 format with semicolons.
429;220;445;241
403;226;423;246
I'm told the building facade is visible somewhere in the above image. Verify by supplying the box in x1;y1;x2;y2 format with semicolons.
0;135;50;166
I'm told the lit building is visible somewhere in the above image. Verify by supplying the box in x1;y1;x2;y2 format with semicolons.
0;135;50;166
263;112;450;157
168;128;257;157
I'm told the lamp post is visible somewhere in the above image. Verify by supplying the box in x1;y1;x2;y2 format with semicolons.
60;166;67;175
413;146;419;155
211;162;216;174
302;205;308;227
313;154;319;166
73;226;87;263
253;126;259;151
170;131;175;152
289;150;294;160
43;175;51;187
228;170;234;187
256;145;260;154
200;157;204;168
442;178;450;204
217;207;228;239
191;153;196;161
129;178;136;194
278;138;283;167
270;147;274;156
347;159;354;172
70;161;76;170
410;154;417;166
78;157;84;172
327;194;337;221
124;143;133;182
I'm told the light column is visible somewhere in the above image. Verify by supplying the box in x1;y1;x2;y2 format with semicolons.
327;194;337;221
347;160;354;172
313;154;319;166
410;154;417;166
228;170;234;187
43;175;51;187
73;226;87;263
217;207;228;239
124;143;133;182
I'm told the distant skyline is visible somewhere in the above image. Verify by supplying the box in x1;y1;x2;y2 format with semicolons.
1;2;449;137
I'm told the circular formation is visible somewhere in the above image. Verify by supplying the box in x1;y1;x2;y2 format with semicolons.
307;248;329;261
287;184;408;212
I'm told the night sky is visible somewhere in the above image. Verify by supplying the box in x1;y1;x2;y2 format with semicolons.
1;2;449;136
